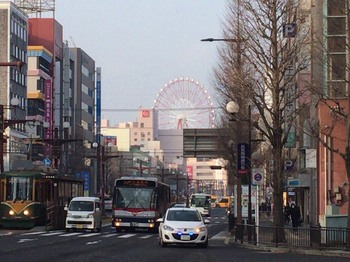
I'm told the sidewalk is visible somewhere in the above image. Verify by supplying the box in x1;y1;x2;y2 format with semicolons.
225;215;350;258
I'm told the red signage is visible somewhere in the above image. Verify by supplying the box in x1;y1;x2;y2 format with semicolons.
186;166;193;181
104;136;117;146
142;110;150;118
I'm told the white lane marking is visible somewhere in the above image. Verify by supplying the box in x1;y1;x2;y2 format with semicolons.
86;240;102;245
59;232;82;237
117;234;136;238
40;232;63;236
78;233;101;238
210;231;228;240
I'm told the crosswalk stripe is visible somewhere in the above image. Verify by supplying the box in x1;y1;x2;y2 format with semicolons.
21;231;46;236
41;232;63;236
78;233;101;238
117;234;136;238
102;234;117;238
59;233;82;237
139;235;154;239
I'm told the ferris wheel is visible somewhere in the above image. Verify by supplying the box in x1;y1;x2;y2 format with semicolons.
153;77;215;129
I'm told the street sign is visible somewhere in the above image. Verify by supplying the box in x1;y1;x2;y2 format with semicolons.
252;168;264;185
237;143;250;174
43;158;51;166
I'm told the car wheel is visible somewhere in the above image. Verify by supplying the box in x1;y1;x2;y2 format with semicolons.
116;227;121;233
159;233;167;247
199;238;208;248
65;228;70;232
160;237;167;247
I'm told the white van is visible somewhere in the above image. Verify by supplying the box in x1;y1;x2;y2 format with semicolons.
64;197;102;232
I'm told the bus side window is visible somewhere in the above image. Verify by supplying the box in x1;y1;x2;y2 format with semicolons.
151;191;157;209
0;180;4;201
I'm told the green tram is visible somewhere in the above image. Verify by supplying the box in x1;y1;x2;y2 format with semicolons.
0;166;84;229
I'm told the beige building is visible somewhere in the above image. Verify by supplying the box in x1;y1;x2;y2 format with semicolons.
101;108;228;196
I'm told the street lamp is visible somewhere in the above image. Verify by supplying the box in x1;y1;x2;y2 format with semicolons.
227;100;262;242
226;101;243;228
0;97;31;173
63;121;70;174
93;141;104;214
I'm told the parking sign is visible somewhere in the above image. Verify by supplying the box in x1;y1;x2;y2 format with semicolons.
252;168;264;185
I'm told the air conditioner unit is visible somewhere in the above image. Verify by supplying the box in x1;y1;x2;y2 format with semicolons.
333;186;340;193
335;193;342;201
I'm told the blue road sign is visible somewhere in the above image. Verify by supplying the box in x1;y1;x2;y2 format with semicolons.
43;158;51;166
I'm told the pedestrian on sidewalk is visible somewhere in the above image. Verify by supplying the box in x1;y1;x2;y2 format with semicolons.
290;203;301;231
283;204;291;225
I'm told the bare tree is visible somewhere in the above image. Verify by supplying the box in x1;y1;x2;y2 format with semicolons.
212;0;311;241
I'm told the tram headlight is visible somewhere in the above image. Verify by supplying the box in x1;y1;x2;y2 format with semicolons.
23;210;29;216
9;210;15;216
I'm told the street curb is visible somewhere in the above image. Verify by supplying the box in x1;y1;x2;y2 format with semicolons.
225;234;350;258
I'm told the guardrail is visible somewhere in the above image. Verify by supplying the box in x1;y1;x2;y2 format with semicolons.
234;223;350;251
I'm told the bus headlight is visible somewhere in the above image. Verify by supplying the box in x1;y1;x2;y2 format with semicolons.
9;210;15;216
23;210;29;216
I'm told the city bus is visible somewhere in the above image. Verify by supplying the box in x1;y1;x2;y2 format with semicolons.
190;193;211;217
112;176;170;232
0;164;84;229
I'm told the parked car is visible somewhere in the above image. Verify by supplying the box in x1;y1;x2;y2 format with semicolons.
157;207;210;248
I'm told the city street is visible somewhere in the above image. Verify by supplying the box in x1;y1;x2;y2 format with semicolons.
0;208;348;262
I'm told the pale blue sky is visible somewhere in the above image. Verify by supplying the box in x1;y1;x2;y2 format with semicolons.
54;0;228;125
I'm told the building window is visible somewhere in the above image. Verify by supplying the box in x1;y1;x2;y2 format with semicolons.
326;0;347;98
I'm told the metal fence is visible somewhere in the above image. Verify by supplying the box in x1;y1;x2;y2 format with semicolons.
234;223;350;251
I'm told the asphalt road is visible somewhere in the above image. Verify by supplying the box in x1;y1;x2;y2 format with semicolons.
0;208;348;262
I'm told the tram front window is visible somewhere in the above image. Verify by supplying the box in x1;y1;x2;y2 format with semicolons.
6;177;33;201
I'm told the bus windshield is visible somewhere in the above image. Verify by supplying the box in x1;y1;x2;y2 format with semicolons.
190;194;211;208
6;177;33;201
114;187;156;209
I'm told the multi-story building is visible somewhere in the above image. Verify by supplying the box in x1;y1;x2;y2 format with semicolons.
289;0;349;227
69;48;95;143
26;45;52;160
0;1;28;171
101;108;228;196
311;0;348;227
